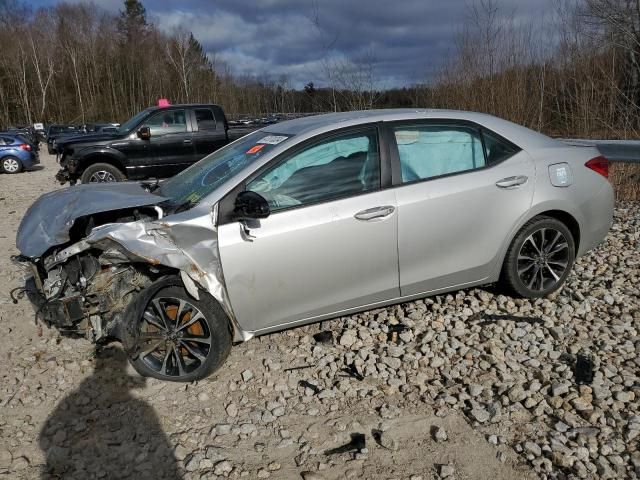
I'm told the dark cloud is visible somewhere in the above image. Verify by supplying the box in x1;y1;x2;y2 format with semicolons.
34;0;555;87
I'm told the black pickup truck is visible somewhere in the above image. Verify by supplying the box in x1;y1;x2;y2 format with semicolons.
56;104;242;184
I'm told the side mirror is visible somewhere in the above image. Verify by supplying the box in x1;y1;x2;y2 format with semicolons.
137;126;151;140
232;191;270;221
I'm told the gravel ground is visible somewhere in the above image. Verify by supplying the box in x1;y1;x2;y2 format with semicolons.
0;153;638;479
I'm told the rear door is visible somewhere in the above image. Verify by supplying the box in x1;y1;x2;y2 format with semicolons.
191;107;228;161
388;121;535;296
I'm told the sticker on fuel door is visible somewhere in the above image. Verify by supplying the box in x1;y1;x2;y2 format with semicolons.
549;163;573;187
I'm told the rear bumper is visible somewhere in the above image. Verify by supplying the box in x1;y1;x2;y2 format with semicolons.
22;153;39;170
577;181;615;256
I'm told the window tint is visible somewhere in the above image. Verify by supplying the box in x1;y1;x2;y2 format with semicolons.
143;109;187;136
247;129;380;211
195;109;217;131
483;130;519;164
393;125;484;183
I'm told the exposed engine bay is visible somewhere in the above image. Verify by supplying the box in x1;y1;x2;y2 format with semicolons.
14;180;249;359
15;206;165;352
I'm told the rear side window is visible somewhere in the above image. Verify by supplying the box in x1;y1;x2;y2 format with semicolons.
393;125;485;183
483;130;520;164
195;109;217;131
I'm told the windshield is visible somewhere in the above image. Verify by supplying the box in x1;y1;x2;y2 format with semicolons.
157;131;292;206
118;109;152;134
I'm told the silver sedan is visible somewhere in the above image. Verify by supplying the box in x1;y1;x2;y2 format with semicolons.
16;109;614;381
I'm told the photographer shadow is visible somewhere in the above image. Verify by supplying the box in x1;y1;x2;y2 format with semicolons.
39;347;181;479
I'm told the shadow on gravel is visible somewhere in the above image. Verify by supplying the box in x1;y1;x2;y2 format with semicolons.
38;347;180;479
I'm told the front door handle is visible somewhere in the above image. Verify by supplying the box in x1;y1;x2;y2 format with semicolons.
183;139;193;144
354;205;395;221
496;175;528;189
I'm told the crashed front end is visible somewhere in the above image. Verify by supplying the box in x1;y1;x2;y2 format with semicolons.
14;183;245;355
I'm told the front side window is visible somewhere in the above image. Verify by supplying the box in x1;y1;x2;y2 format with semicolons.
195;109;217;131
393;125;484;183
143;109;187;136
247;129;380;211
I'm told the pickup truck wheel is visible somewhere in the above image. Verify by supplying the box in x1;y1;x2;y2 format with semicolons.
80;163;125;183
129;281;232;382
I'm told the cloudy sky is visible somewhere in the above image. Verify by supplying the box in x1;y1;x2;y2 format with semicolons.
31;0;555;88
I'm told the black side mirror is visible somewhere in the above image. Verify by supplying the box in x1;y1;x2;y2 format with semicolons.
232;191;270;221
137;126;151;140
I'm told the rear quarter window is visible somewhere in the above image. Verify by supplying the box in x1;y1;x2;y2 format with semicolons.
483;130;521;164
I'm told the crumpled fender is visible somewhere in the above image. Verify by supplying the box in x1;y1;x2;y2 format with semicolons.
47;205;251;343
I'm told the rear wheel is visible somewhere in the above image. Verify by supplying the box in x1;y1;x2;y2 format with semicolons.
129;280;232;382
80;163;125;183
1;156;23;174
501;216;575;298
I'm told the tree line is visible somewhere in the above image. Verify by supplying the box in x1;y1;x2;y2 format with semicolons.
1;0;639;143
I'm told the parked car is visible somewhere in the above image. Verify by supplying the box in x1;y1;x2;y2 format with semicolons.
46;124;79;154
14;109;614;381
49;123;120;155
33;123;46;142
0;134;40;173
6;126;40;152
54;104;239;185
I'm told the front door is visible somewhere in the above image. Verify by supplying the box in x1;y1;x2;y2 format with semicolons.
389;122;536;296
217;127;400;332
142;109;194;177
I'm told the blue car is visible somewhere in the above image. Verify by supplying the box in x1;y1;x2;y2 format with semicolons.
0;134;39;174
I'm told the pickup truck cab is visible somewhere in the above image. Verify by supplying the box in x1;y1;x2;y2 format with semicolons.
56;104;231;184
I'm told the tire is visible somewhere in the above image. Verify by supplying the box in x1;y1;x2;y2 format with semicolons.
1;156;23;174
128;277;232;382
80;162;125;183
500;216;575;298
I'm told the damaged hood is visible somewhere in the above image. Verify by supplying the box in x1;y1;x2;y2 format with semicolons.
16;182;168;258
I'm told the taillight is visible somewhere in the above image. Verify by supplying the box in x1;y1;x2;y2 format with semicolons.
19;143;31;151
585;155;609;178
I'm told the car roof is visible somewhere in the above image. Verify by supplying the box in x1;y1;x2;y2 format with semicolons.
0;132;19;138
262;109;561;150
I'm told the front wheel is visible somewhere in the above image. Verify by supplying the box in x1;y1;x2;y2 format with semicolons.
501;216;575;298
129;279;232;382
80;163;125;183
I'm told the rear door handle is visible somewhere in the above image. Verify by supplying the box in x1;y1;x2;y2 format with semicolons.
354;205;395;221
496;175;528;189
